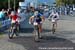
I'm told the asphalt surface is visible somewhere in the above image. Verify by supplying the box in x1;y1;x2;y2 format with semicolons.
0;15;75;50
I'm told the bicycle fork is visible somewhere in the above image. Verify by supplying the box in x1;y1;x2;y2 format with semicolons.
34;25;40;42
52;23;56;34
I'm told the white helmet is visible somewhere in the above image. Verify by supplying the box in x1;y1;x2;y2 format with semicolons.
34;11;38;16
11;11;16;16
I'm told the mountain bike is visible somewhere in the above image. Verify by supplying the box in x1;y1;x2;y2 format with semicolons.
33;22;40;42
8;22;19;39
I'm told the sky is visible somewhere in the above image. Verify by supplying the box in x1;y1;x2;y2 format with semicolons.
38;0;55;4
25;0;55;4
23;0;56;6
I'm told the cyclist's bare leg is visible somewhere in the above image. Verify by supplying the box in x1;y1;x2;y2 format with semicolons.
38;24;42;33
38;24;42;38
52;22;55;29
51;22;56;34
55;21;57;31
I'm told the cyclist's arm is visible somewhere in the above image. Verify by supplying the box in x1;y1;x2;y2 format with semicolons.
48;13;53;19
56;13;59;20
18;16;21;19
29;16;34;23
38;13;45;22
41;16;45;22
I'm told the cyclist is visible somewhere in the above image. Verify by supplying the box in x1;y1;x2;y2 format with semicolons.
48;10;59;31
29;10;45;38
9;11;21;33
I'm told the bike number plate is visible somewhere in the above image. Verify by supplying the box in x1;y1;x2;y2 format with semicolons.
52;19;55;22
33;22;38;26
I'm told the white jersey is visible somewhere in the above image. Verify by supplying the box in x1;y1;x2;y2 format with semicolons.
49;12;59;22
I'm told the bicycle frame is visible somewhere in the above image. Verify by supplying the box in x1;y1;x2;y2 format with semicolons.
52;22;56;34
8;23;19;39
33;22;40;42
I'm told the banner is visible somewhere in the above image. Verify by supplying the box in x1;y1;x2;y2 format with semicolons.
0;19;11;28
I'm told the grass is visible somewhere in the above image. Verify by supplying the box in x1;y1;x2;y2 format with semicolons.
0;32;4;38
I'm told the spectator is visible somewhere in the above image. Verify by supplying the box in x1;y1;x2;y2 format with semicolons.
43;7;50;18
0;9;5;21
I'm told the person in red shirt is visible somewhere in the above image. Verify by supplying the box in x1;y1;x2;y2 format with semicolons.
10;11;21;31
11;15;18;21
10;11;20;23
9;11;21;38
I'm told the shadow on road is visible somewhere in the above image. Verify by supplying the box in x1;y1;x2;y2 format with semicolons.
42;29;52;33
19;28;34;33
8;35;75;50
17;28;51;33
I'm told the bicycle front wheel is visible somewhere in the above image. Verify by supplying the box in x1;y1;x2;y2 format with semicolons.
52;23;56;34
8;28;14;39
34;26;40;42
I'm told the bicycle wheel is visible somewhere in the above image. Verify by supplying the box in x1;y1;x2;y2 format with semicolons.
8;28;14;39
52;23;56;34
34;26;40;42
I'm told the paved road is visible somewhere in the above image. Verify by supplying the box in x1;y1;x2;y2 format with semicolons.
0;15;75;50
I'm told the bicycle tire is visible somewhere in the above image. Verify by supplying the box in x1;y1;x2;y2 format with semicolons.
8;28;14;39
52;23;56;34
34;26;40;42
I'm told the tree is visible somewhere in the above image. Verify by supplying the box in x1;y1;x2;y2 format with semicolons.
0;0;24;10
56;0;62;7
56;0;75;7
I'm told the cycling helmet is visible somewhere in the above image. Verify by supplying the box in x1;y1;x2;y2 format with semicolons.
11;11;16;16
34;11;39;16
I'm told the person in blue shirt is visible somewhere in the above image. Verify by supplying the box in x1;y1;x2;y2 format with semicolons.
0;9;5;21
29;10;45;38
